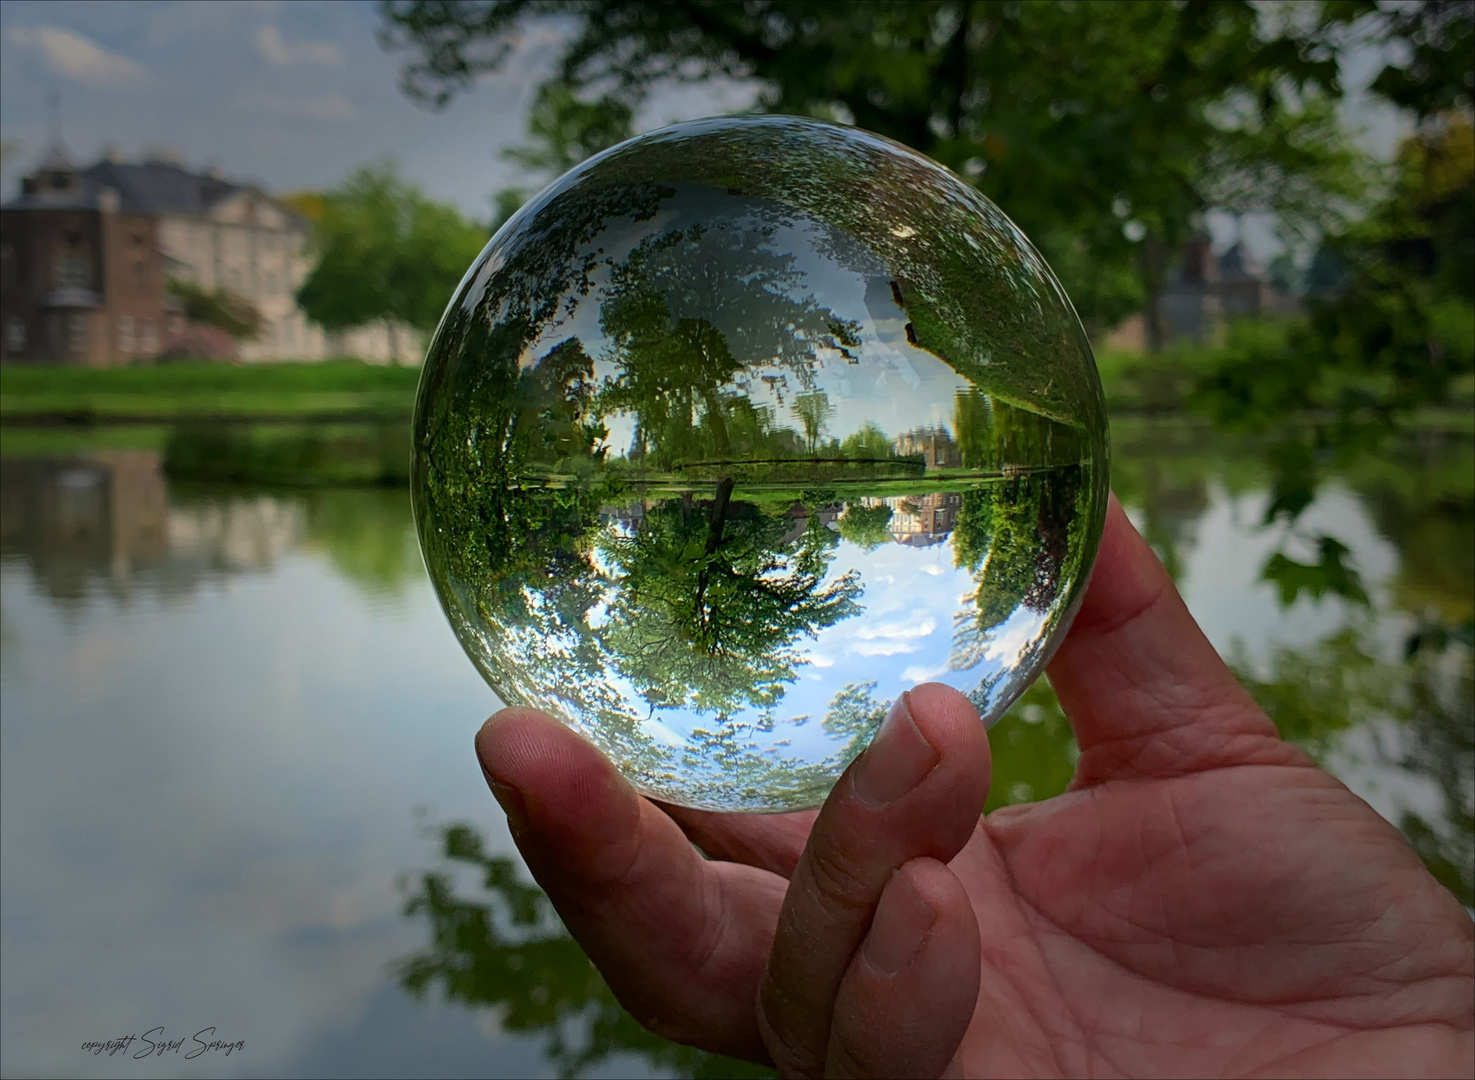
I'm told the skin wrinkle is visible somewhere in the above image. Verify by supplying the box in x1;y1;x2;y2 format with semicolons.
1017;892;1377;1078
638;860;743;1043
1015;786;1437;983
1013;878;1466;1043
956;825;1091;1076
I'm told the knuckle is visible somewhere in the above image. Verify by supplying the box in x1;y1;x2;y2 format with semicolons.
803;844;881;915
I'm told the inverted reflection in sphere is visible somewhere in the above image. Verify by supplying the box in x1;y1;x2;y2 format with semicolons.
412;116;1109;812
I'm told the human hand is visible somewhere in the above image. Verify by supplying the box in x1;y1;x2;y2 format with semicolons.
475;496;1474;1078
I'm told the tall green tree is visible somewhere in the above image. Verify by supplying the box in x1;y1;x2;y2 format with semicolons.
380;0;1372;340
296;161;489;359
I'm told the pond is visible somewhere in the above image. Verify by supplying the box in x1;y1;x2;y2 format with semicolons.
1;419;1470;1078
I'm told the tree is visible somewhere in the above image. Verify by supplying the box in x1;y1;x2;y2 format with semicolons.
836;501;893;551
166;278;261;340
296;161;488;359
598;490;862;718
379;0;1372;340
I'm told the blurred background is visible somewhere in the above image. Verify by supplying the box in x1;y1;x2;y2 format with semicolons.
0;2;1470;1077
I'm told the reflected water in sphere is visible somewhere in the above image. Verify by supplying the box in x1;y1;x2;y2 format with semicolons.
412;116;1109;812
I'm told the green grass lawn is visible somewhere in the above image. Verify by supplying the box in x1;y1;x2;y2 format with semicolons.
0;360;423;421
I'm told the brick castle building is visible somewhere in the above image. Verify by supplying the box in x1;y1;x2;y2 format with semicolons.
1;145;418;365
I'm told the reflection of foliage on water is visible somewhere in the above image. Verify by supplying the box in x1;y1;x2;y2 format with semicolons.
599;488;861;718
302;488;419;597
165;422;410;487
397;821;773;1080
984;679;1080;812
1234;623;1473;907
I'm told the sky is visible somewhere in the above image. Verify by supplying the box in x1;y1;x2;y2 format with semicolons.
0;1;1406;250
0;0;749;222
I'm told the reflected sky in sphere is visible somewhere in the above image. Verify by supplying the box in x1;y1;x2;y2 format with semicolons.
412;116;1109;811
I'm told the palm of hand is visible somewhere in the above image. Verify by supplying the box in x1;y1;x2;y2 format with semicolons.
955;761;1471;1077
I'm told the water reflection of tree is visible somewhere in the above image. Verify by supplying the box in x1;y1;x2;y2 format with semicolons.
599;488;861;718
303;488;419;597
1234;624;1473;907
397;822;771;1080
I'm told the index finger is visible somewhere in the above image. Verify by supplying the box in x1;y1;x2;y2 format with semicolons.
1047;494;1292;785
757;682;990;1077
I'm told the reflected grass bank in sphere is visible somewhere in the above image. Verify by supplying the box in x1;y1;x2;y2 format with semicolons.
412;116;1108;812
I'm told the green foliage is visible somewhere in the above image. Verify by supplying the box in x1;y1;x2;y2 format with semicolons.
1261;536;1370;608
163;422;409;487
398;821;774;1078
380;0;1375;334
504;82;635;176
599;494;861;717
296;160;489;334
838;422;893;462
1355;0;1475;118
836;501;893;550
166;278;261;340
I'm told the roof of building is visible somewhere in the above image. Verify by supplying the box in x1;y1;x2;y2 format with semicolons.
3;148;305;227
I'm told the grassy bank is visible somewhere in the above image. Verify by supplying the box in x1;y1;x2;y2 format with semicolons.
0;360;423;422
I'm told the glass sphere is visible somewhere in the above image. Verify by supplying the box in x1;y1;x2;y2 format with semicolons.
413;116;1108;812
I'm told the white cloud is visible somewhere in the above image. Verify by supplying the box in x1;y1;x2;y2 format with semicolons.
902;663;949;685
855;618;936;642
254;24;344;67
7;25;149;86
854;640;923;657
981;606;1050;665
146;1;279;47
240;90;355;121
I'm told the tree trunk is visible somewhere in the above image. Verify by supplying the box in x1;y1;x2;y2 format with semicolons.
1140;238;1169;354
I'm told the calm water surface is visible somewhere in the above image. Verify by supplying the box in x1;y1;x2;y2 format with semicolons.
1;421;1470;1078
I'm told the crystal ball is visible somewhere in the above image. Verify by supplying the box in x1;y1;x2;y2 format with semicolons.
412;116;1108;812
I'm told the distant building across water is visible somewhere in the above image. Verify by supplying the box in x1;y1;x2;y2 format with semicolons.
0;145;417;366
894;427;961;470
1103;232;1300;352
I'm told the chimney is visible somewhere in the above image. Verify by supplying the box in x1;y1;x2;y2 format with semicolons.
99;188;121;214
206;164;224;181
104;144;125;164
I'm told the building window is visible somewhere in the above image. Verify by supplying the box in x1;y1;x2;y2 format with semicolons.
118;316;134;353
68;314;88;353
56;256;90;289
140;318;158;355
5;317;25;351
0;244;14;287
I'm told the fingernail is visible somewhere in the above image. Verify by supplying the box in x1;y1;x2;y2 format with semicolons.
480;762;530;835
851;691;940;806
863;869;937;976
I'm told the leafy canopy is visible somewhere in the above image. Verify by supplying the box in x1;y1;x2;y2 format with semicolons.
296;160;489;333
380;0;1373;331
